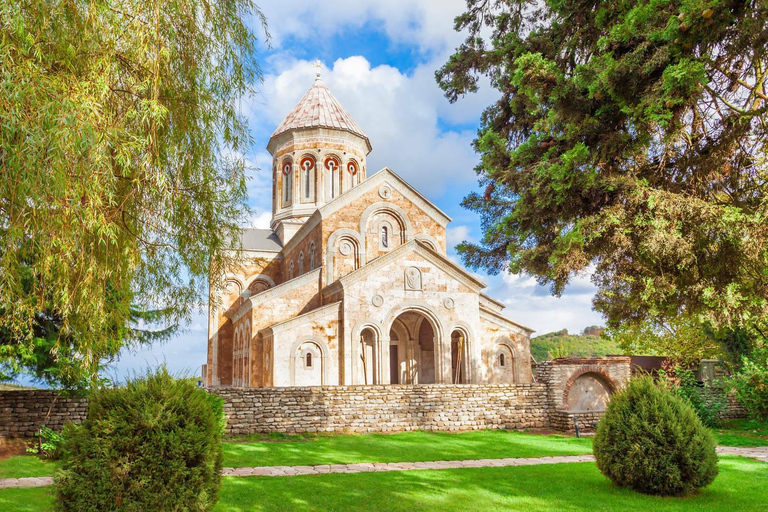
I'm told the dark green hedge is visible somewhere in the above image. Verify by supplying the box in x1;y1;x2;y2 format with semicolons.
55;368;225;511
593;376;718;496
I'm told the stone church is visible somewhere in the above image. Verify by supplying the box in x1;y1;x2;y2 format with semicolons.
205;73;534;388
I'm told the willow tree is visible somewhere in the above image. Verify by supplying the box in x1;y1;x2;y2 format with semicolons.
0;0;268;387
438;0;768;337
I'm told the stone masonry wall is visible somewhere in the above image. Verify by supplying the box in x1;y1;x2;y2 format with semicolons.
0;390;87;439
1;366;747;438
213;384;550;435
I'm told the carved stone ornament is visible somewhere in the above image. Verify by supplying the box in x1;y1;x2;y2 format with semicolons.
404;267;422;291
372;295;384;307
443;298;454;310
339;241;353;256
378;184;392;199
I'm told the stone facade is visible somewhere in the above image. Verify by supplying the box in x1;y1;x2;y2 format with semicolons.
206;76;535;389
0;391;87;439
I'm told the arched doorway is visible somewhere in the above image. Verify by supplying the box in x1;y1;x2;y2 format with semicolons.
388;311;438;384
450;330;469;384
359;327;378;385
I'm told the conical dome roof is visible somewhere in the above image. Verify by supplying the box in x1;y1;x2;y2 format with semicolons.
268;78;371;152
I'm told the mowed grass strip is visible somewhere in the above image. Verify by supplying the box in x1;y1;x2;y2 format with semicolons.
0;456;57;479
713;419;768;447
215;456;768;512
1;457;765;511
222;430;593;468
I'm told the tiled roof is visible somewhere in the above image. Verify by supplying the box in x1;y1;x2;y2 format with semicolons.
270;78;370;146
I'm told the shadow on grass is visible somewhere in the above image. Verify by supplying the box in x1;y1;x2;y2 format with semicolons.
0;457;764;512
222;430;593;468
216;457;767;512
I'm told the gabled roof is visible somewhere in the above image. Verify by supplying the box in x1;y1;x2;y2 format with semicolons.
324;239;486;295
268;78;371;152
230;268;321;322
281;167;452;255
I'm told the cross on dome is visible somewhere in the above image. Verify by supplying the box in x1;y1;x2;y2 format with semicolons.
313;59;323;78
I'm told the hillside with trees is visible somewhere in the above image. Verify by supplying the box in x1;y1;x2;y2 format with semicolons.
530;326;621;362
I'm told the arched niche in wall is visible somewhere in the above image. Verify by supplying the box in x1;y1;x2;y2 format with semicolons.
246;275;275;297
289;336;330;386
493;340;516;384
414;234;441;253
325;228;364;283
359;202;412;260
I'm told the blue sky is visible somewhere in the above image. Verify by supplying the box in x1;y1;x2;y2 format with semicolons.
85;1;604;383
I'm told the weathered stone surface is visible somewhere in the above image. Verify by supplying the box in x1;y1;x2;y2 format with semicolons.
211;384;551;436
0;390;86;439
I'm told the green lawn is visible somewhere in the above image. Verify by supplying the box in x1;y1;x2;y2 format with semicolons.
0;456;57;479
222;430;593;467
712;419;768;447
2;457;764;512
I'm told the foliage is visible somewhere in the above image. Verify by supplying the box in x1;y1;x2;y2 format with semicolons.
0;298;177;388
607;316;720;366
530;328;619;361
659;366;725;427
727;347;768;420
25;426;66;461
712;325;763;371
55;368;226;512
438;0;768;333
0;0;268;387
593;376;718;496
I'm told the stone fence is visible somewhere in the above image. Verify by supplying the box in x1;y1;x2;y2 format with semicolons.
0;357;747;438
215;384;550;436
0;390;87;439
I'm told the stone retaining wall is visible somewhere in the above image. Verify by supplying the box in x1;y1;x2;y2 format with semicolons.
549;410;605;434
0;391;87;439
214;384;551;436
0;365;748;438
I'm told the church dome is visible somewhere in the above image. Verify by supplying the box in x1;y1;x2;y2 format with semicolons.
267;77;372;153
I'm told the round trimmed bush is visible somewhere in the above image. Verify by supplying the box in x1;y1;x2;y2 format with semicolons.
593;376;718;496
55;368;225;511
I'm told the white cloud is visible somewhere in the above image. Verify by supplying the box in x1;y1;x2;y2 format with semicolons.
489;271;605;335
248;56;480;198
248;211;272;229
255;0;468;53
446;224;474;251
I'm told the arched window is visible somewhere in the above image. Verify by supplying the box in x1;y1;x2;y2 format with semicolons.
325;156;340;199
381;225;389;248
305;352;313;368
346;161;358;192
301;157;314;201
282;160;292;206
499;353;506;367
289;260;294;280
309;242;316;270
298;252;304;275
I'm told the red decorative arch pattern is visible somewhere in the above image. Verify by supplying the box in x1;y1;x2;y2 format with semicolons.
561;366;620;409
